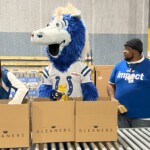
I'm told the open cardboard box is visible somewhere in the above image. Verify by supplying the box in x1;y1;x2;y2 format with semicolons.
32;98;75;143
75;97;118;142
0;100;30;148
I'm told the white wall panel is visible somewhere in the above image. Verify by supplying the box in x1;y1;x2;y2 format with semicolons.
92;0;149;34
0;0;41;32
0;0;148;34
39;0;92;33
0;0;92;33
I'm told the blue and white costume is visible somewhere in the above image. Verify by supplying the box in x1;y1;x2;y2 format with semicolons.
0;67;28;104
31;4;98;101
109;56;150;118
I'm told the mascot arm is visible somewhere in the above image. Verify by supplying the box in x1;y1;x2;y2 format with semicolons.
38;84;52;98
81;82;98;101
80;65;98;101
38;67;52;97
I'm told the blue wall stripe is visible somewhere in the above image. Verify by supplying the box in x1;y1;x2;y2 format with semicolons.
0;32;147;65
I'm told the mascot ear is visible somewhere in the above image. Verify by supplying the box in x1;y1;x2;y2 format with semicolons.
71;13;81;20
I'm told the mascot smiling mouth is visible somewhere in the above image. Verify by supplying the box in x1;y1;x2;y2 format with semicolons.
48;44;59;56
48;40;65;56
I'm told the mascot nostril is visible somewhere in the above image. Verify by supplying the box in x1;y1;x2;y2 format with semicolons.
31;4;99;101
31;33;34;37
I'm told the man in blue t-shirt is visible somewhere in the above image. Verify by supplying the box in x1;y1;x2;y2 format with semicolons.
107;38;150;128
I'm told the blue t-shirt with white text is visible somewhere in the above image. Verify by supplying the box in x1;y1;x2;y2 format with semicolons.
109;58;150;118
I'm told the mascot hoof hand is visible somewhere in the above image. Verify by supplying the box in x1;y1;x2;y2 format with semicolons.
51;90;63;101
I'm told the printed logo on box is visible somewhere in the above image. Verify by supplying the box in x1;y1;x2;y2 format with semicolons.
34;126;72;134
78;125;113;133
0;130;26;138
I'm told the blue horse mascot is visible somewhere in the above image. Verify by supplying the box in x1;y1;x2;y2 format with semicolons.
31;4;98;101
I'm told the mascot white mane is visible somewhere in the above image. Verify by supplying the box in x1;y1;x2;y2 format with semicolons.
31;4;98;101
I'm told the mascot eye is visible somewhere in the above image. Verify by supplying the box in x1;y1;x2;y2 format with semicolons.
56;21;66;28
47;23;50;27
56;22;61;27
56;20;67;29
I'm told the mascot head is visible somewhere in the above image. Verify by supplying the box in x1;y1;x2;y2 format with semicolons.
31;4;89;72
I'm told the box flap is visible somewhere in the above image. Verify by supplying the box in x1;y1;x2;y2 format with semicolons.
33;98;50;101
75;101;118;115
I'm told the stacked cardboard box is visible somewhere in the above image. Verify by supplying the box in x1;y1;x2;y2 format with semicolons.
94;65;114;97
10;70;42;98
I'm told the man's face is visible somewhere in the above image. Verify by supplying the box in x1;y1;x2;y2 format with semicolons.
124;46;134;61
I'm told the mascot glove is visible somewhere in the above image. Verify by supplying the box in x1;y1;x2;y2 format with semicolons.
118;105;128;114
51;90;63;101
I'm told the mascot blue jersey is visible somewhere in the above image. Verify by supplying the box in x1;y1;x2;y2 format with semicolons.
42;61;92;98
109;57;150;118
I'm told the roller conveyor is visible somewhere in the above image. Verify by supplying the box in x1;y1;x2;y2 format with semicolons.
0;128;150;150
33;128;150;150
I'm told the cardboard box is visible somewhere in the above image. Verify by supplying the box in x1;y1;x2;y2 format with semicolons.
95;65;114;97
75;97;118;142
0;100;30;148
32;98;75;143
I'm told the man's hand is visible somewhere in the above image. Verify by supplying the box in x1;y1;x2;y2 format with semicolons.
109;96;127;114
118;105;128;114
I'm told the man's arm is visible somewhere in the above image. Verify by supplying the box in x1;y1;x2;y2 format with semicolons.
107;83;116;99
107;83;127;113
